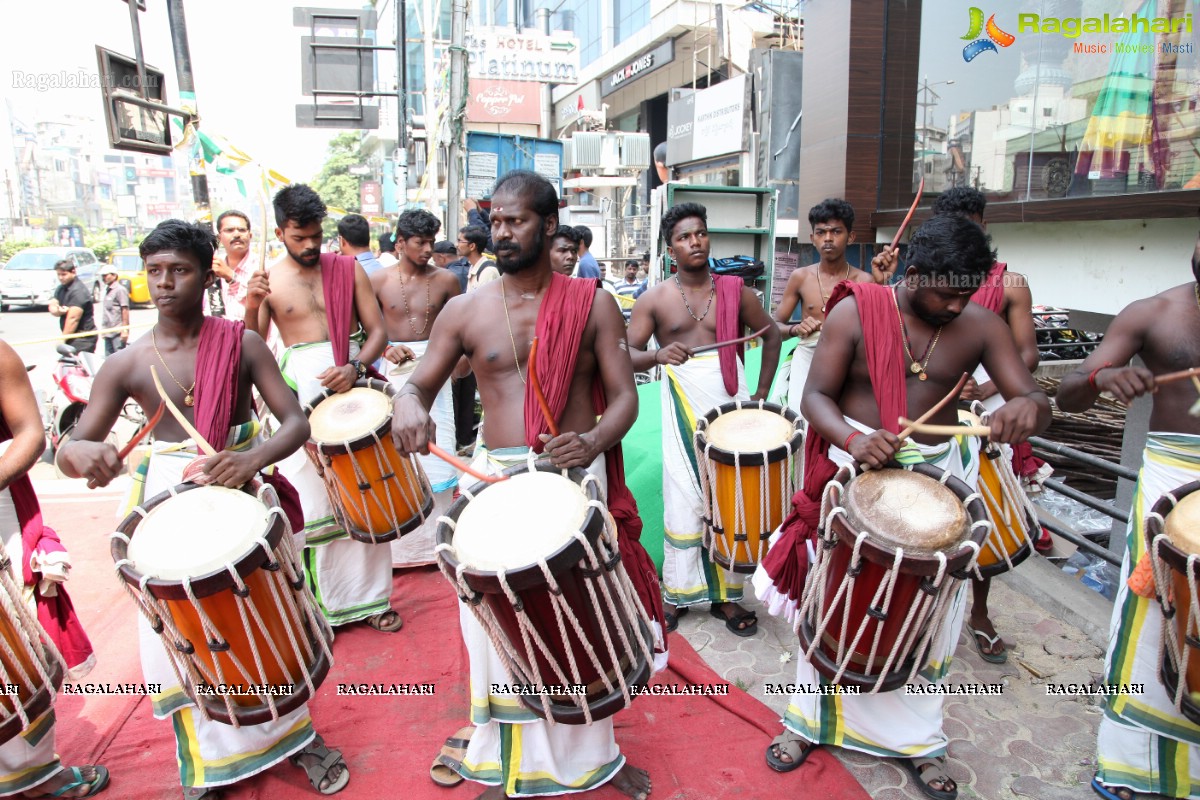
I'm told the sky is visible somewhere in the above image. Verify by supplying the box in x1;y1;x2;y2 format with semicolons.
2;0;373;183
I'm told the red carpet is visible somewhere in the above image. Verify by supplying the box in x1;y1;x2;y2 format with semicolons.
47;495;868;799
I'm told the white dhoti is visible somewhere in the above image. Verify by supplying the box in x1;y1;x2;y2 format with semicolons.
774;333;819;424
0;489;62;797
660;354;748;607
780;421;981;758
131;432;316;790
277;342;393;626
1096;434;1200;798
382;340;458;568
453;446;625;796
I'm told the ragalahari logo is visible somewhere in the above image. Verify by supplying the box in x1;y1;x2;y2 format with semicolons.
962;8;1016;61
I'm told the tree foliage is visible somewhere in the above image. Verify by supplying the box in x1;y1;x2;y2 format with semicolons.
311;133;365;235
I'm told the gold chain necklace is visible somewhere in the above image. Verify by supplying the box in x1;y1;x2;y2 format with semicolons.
501;278;526;385
891;286;943;382
396;265;432;337
151;326;196;406
817;263;851;313
675;273;715;321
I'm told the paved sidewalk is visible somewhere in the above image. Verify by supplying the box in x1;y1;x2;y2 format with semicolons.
678;557;1110;800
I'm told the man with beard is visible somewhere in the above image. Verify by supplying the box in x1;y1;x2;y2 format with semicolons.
371;209;461;568
211;210;258;322
390;170;662;800
244;185;398;633
760;214;1049;800
60;219;348;799
627;202;781;638
1057;233;1200;800
548;224;581;276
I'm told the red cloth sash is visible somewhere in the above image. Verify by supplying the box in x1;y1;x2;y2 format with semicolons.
526;273;665;632
760;281;908;605
970;261;1007;315
194;316;304;533
320;253;357;367
714;275;744;396
0;417;93;670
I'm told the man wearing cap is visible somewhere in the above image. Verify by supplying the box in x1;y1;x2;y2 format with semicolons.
48;260;98;354
98;265;130;355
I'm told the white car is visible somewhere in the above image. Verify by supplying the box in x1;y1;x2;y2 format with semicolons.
0;247;102;310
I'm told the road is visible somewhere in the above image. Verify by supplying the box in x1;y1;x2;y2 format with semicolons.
1;304;159;480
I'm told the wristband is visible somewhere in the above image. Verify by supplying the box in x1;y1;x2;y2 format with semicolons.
1087;362;1113;391
843;431;862;452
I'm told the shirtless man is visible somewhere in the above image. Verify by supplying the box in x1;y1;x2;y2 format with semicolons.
243;184;397;632
1058;233;1200;800
58;219;347;799
371;209;461;567
390;169;653;800
772;199;874;420
627;201;781;637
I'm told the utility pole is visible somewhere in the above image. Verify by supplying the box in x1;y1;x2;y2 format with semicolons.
536;8;552;138
446;0;467;238
396;0;409;206
165;0;210;219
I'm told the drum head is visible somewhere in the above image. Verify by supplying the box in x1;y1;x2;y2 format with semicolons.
1166;491;1200;555
309;387;391;444
706;408;793;452
843;469;968;552
454;472;587;571
128;486;269;580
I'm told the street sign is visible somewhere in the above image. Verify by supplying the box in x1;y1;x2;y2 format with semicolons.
361;181;382;214
95;46;173;155
465;28;580;85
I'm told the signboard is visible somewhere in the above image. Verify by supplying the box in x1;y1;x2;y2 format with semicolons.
466;28;580;85
665;76;748;164
466;79;542;125
464;132;563;200
95;46;172;156
601;39;674;98
360;181;382;214
137;167;173;178
555;83;600;130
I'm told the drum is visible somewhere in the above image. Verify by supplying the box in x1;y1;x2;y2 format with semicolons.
0;556;64;745
304;378;433;544
1145;481;1200;725
435;460;655;725
961;409;1037;578
797;463;990;693
112;481;334;726
694;401;803;574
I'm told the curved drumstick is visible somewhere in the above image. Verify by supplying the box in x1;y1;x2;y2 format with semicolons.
117;402;165;460
899;418;990;438
149;365;218;456
889;176;925;251
427;443;507;484
528;337;560;437
1154;365;1200;385
896;372;969;442
689;325;773;356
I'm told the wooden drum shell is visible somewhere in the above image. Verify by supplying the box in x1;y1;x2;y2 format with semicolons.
1147;481;1200;726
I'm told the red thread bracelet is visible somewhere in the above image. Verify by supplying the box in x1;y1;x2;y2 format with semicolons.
844;431;862;452
1088;362;1113;390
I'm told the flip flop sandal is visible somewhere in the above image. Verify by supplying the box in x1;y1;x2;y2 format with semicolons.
43;766;110;798
899;756;958;800
290;735;351;795
969;628;1008;664
366;610;403;633
664;606;690;633
764;730;820;773
429;726;474;788
1090;775;1167;800
710;606;758;637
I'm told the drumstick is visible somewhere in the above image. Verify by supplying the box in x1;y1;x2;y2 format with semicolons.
117;402;165;460
896;372;970;442
528;337;560;437
149;366;218;457
688;325;773;356
899;419;991;438
889;176;925;251
1154;365;1200;385
427;443;507;484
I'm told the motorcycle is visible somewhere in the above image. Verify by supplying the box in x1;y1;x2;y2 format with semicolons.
42;343;97;454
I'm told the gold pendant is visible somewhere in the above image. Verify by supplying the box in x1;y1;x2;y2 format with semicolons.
918;371;928;381
910;362;922;374
184;393;195;407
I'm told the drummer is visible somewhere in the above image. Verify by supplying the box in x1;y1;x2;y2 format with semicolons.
1057;231;1200;800
243;185;400;634
771;199;875;423
762;214;1049;799
627;201;781;637
58;219;350;798
390;169;660;799
370;209;461;568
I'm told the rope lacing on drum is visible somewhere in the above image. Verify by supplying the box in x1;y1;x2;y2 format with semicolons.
903;551;954;688
1147;515;1189;712
133;570;210;720
270;506;335;663
0;560;66;729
